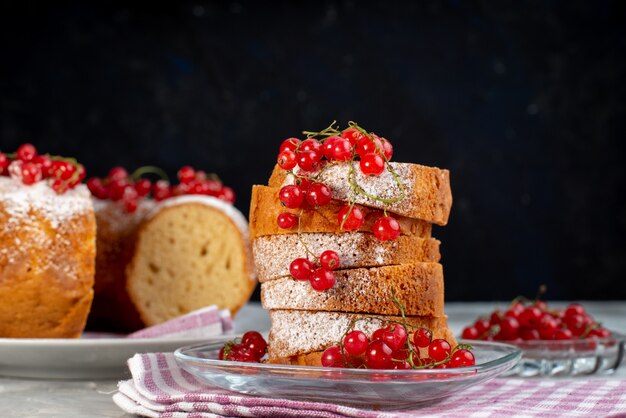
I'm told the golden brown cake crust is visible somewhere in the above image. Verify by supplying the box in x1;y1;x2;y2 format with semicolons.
0;182;96;338
249;185;432;240
261;263;445;316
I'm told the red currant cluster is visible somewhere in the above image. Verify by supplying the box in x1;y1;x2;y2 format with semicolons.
289;250;340;292
275;123;404;292
322;323;475;370
219;331;268;363
462;300;612;342
87;165;235;213
276;127;393;176
0;143;85;193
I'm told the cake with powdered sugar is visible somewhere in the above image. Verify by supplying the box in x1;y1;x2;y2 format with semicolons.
86;166;256;332
0;145;95;338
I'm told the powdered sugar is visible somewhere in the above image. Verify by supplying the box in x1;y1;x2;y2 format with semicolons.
0;177;92;229
93;198;155;234
253;232;404;280
268;310;447;358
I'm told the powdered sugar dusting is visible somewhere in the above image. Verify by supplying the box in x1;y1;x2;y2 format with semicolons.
0;177;92;229
283;162;446;219
93;198;155;233
261;263;443;316
268;310;448;358
0;177;93;279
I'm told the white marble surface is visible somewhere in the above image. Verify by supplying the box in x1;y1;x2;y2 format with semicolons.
0;302;624;418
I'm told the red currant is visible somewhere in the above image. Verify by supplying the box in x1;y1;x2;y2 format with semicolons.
70;164;86;187
108;179;129;201
462;326;479;340
152;180;171;201
474;318;491;334
21;162;42;185
341;128;364;146
490;311;503;326
279;185;304;209
297;150;322;172
337;205;364;231
123;198;138;213
428;339;451;362
300;138;322;153
134;179;151;196
565;314;587;337
50;161;76;181
565;303;586;318
310;268;335;291
242;331;267;360
289;258;313;281
277;150;297;170
520;328;541;340
178;166;195;183
371;328;385;342
359;152;385;176
356;136;383;158
534;300;548;311
449;349;475;368
32;155;52;177
0;152;8;173
413;328;432;348
328;137;353;161
319;250;340;270
380;324;407;352
365;340;393;369
305;182;331;207
554;328;574;340
589;328;611;338
87;178;109;199
108;166;128;181
321;345;344;368
277;212;298;229
343;330;369;356
498;316;520;339
218;186;236;203
380;138;393;160
280;138;300;153
322;136;339;159
373;216;400;241
519;306;542;328
17;143;37;162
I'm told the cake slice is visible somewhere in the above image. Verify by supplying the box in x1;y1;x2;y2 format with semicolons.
267;309;456;360
268;162;452;225
125;195;256;326
253;232;440;281
250;185;432;240
261;263;444;316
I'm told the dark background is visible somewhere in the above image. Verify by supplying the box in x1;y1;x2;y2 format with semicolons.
1;1;625;301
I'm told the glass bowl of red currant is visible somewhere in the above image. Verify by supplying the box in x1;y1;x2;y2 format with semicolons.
461;301;625;377
175;337;521;409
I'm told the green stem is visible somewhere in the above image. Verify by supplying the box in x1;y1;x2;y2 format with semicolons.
130;166;170;182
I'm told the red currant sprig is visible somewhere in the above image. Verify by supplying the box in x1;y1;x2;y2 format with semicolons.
219;331;268;363
1;144;86;193
87;165;236;213
321;322;475;370
288;249;340;292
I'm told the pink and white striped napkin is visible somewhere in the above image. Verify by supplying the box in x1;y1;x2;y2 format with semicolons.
113;352;626;418
127;306;234;339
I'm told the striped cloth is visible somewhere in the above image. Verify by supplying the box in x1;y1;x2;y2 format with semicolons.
113;352;626;417
127;306;234;339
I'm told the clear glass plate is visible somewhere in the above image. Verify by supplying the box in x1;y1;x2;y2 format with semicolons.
174;340;521;409
501;332;625;377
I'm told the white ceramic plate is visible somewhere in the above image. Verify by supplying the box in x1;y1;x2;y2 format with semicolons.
0;303;270;379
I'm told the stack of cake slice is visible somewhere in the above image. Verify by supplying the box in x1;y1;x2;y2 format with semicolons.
250;161;455;365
